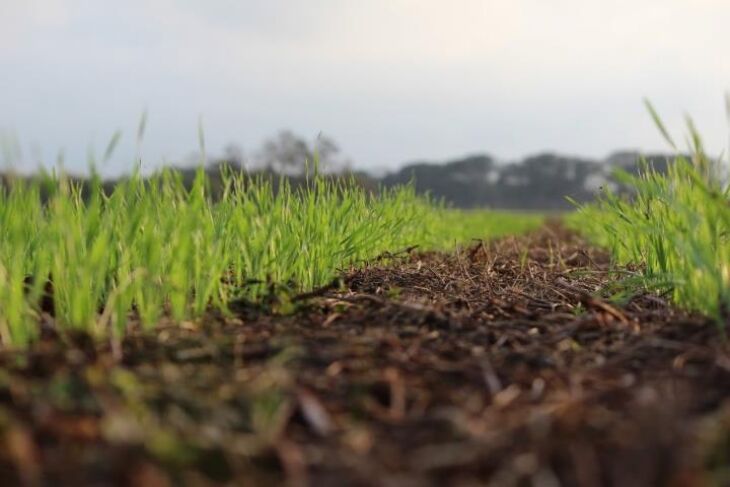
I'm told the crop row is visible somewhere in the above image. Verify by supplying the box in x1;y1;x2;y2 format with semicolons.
0;168;541;346
573;103;729;322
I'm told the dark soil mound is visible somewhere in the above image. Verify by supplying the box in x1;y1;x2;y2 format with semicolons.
0;225;728;486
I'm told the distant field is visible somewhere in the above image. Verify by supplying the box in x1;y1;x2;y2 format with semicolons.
427;208;543;250
0;168;540;346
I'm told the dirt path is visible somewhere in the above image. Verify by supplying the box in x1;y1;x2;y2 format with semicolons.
0;225;729;486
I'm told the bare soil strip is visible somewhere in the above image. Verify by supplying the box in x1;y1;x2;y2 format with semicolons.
0;225;729;486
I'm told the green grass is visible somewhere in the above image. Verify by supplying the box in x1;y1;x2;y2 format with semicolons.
0;166;541;347
428;209;544;249
570;101;729;322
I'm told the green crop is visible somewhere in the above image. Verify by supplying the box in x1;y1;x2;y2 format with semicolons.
426;209;543;249
0;165;540;347
571;101;730;322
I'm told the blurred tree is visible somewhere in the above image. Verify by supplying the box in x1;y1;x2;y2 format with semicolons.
256;130;344;174
223;143;245;169
314;133;340;170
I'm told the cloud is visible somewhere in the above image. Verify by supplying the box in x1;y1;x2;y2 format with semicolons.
0;1;72;55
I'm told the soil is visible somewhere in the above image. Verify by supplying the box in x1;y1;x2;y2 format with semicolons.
0;224;729;486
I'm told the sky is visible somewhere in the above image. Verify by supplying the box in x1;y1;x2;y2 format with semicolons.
1;0;729;175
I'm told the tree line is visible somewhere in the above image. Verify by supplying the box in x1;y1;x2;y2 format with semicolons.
213;130;675;210
1;130;677;210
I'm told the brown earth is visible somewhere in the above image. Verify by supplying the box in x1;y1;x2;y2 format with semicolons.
0;225;729;486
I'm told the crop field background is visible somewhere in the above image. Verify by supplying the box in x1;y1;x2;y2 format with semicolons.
0;168;542;347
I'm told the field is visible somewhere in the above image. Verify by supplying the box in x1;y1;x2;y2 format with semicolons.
0;118;729;485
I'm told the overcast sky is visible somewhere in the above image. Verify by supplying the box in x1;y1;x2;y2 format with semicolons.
1;0;728;175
